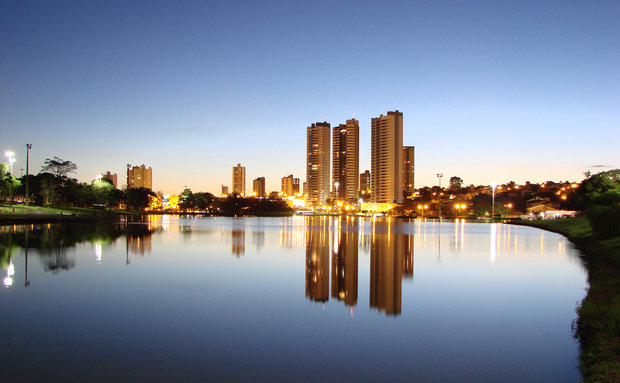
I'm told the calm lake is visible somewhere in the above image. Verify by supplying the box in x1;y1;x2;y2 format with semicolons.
0;216;587;382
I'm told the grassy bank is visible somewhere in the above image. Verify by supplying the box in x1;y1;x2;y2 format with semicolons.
0;204;295;224
512;217;620;382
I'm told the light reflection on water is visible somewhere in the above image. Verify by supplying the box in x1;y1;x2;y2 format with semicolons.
0;216;586;382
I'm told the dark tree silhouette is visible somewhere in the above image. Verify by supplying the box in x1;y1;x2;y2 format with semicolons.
40;157;78;178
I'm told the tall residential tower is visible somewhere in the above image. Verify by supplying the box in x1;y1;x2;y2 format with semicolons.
232;163;246;196
306;122;331;205
402;146;415;195
332;119;359;201
371;111;403;203
253;177;265;197
127;165;152;190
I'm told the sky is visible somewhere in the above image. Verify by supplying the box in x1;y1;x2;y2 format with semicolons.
1;0;618;194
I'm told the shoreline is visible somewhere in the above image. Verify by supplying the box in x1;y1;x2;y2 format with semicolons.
508;217;620;382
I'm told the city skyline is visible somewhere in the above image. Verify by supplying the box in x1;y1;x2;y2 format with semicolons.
1;1;618;194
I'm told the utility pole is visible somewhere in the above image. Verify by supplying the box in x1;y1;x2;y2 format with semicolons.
437;173;443;220
25;144;32;206
126;163;131;210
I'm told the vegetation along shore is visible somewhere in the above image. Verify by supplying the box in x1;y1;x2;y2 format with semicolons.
511;170;620;382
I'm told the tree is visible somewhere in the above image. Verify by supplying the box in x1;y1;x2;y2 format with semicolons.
449;176;463;190
127;187;156;210
193;192;214;211
572;169;620;210
0;163;9;200
1;162;21;203
572;169;620;238
179;188;194;211
40;157;77;178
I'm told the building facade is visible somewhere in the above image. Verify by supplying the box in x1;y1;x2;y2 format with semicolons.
127;164;152;190
253;177;266;197
232;163;246;196
102;171;118;188
306;122;331;205
371;111;403;203
281;174;300;197
360;170;371;192
402;146;415;195
332;119;359;201
221;185;229;196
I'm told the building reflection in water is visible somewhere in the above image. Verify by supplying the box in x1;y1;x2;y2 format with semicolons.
402;233;414;279
305;217;413;315
252;231;265;252
232;219;245;257
369;220;410;316
127;232;153;255
305;217;330;302
331;217;358;307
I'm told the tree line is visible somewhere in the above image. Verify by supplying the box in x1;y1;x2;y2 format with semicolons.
1;157;292;214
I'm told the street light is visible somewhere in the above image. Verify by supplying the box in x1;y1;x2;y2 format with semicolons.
437;173;443;220
454;203;465;217
126;163;131;210
25;144;32;206
491;183;498;219
5;151;15;175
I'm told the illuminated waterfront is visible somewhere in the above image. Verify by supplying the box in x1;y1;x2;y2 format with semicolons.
0;216;586;382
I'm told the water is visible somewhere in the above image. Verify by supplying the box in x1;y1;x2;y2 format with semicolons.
0;216;587;382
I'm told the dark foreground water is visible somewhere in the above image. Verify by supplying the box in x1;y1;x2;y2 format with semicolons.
0;216;586;382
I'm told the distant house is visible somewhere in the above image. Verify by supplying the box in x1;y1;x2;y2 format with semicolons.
526;203;576;219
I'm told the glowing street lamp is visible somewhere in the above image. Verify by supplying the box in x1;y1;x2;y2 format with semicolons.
5;151;15;175
437;173;443;219
25;144;32;206
454;203;465;216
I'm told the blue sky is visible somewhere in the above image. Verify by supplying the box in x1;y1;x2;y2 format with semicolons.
1;0;618;194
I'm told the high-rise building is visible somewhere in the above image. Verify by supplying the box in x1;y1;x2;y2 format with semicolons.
127;164;152;190
281;174;293;196
371;111;403;203
360;170;371;192
253;177;266;197
281;174;300;197
403;146;415;195
221;185;229;196
332;119;359;201
232;163;245;196
293;177;300;195
306;122;331;205
102;171;117;188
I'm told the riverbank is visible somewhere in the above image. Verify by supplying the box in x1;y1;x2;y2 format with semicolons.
0;204;295;225
510;217;620;382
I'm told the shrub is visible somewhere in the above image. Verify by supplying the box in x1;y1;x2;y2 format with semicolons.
586;204;620;239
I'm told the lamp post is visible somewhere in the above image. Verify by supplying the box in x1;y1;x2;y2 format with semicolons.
491;183;497;219
436;173;443;220
25;144;32;206
126;163;131;210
